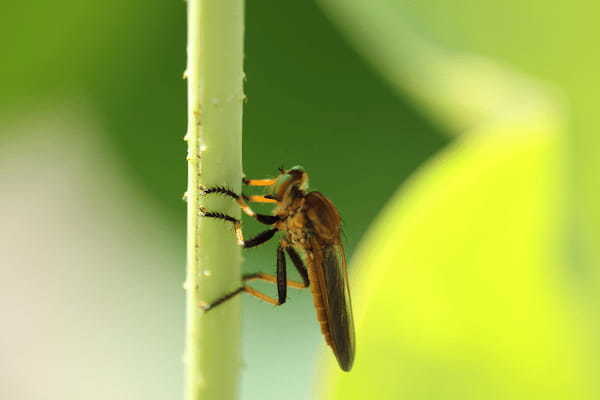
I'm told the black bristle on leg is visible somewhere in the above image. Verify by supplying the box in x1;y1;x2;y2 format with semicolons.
199;209;239;225
276;246;287;304
201;186;240;200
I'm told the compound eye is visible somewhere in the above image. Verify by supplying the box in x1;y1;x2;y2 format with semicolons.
288;169;303;180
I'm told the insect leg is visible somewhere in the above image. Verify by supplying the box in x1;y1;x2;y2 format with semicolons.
201;246;309;312
242;246;296;305
200;285;280;312
199;208;277;248
201;186;279;225
242;273;307;289
285;247;310;287
243;246;310;302
243;272;308;289
243;228;278;248
245;195;277;204
243;178;276;186
277;246;287;303
242;166;286;186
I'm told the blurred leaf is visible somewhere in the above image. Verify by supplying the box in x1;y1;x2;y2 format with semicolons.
320;126;594;399
389;0;600;292
318;0;600;299
0;3;140;107
315;1;598;398
316;0;562;136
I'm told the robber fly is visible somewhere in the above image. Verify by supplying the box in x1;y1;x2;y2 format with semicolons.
199;166;355;371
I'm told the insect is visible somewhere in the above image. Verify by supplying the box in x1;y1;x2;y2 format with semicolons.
199;166;355;371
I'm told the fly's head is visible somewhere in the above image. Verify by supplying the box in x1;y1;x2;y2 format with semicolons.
272;165;309;201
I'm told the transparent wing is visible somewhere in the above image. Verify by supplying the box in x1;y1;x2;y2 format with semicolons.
315;242;355;371
304;191;355;371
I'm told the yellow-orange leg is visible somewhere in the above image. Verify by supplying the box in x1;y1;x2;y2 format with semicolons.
243;178;277;186
244;272;307;289
243;176;278;202
200;273;308;311
200;285;279;310
245;195;277;204
200;246;310;312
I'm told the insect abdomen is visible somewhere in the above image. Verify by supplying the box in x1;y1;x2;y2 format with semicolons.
307;263;334;347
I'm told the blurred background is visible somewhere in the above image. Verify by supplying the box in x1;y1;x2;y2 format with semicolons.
1;1;599;399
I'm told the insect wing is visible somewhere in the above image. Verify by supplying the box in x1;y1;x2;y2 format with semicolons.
304;191;355;370
315;243;355;371
304;192;341;241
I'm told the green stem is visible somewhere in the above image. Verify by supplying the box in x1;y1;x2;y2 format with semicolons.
184;1;245;399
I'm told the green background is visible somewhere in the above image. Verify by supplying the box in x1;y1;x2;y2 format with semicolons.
1;1;598;399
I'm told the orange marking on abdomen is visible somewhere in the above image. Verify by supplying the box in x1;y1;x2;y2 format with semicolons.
307;265;333;347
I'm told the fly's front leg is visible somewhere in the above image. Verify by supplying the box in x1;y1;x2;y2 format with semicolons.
242;176;280;202
242;177;277;187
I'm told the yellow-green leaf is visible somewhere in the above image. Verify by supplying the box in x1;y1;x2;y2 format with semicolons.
319;127;594;399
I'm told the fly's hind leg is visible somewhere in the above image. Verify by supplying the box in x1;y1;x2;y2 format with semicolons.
201;245;309;312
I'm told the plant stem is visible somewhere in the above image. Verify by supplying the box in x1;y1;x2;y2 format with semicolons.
184;1;245;399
